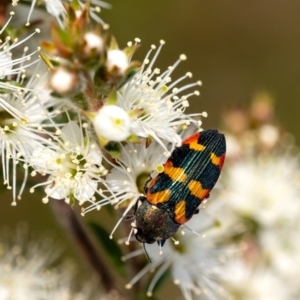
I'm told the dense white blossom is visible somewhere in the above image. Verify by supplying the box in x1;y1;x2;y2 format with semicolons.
223;154;300;229
123;201;236;300
83;138;168;235
0;3;256;300
117;40;206;151
217;130;300;299
30;121;110;205
0;65;60;205
0;10;49;205
0;12;40;92
225;260;295;300
0;226;60;299
0;226;106;300
45;269;108;300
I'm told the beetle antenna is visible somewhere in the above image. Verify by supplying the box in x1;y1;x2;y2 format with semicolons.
124;215;135;220
143;243;151;263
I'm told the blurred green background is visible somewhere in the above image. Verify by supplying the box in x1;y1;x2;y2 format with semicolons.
1;0;300;298
101;0;300;137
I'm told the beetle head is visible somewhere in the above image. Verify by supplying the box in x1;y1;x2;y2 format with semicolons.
134;200;179;244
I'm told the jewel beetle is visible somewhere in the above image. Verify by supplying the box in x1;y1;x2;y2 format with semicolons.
133;129;226;246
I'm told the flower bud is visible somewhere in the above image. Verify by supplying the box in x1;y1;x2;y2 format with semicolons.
49;67;80;95
106;50;129;75
83;32;104;55
93;105;131;141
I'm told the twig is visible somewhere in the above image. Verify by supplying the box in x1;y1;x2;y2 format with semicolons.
50;200;129;300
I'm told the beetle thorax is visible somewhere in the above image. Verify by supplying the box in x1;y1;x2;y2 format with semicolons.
134;200;180;244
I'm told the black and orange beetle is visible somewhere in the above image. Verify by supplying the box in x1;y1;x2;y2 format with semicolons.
133;129;226;246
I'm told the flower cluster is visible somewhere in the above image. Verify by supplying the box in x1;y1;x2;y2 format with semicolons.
0;2;205;212
0;3;230;299
0;226;106;300
0;11;58;205
216;93;300;299
122;200;237;300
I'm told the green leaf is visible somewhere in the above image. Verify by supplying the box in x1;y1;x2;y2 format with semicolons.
93;66;114;100
71;92;90;110
0;88;14;94
39;51;55;69
105;142;121;159
105;91;117;105
88;222;126;277
98;135;109;148
123;44;140;59
127;134;141;143
108;35;119;50
71;0;81;10
0;80;24;94
53;25;73;47
116;67;139;90
2;27;18;40
40;41;56;54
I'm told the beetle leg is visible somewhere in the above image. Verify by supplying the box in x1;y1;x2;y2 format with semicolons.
143;176;152;194
124;215;135;220
125;196;146;220
143;243;151;263
143;170;157;193
157;240;166;247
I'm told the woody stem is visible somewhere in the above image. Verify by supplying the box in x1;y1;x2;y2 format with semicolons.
50;200;129;299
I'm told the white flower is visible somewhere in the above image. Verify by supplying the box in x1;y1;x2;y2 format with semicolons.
26;0;111;27
118;40;206;151
93;105;131;142
0;51;13;79
45;0;66;18
225;260;294;300
30;121;109;205
223;154;300;228
122;201;235;300
259;228;300;287
45;268;108;300
0;12;40;92
0;66;59;205
219;138;300;297
0;226;60;300
83;138;168;236
0;226;106;300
